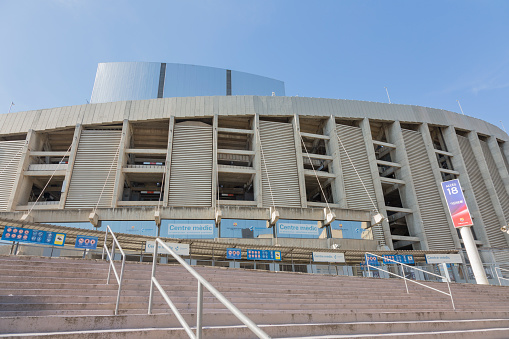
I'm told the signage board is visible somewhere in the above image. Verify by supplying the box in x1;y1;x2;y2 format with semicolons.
312;252;345;263
364;254;379;266
145;241;190;256
382;254;414;265
1;227;66;247
246;249;281;261
75;235;98;250
226;248;241;259
167;223;214;236
425;254;463;264
440;179;473;228
277;220;319;236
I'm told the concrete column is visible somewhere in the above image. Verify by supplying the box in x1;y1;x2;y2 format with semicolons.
460;226;489;284
252;115;263;208
212;115;218;208
503;142;509;172
387;121;429;250
7;130;35;211
324;116;347;208
59;124;82;209
441;126;490;246
487;136;509;199
163;115;175;207
468;132;508;231
360;118;393;249
420;123;461;249
112;119;131;207
291;114;308;208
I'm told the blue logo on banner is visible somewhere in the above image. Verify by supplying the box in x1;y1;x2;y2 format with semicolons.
75;235;98;250
226;248;241;259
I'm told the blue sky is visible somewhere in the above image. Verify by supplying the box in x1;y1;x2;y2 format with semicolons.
1;0;508;131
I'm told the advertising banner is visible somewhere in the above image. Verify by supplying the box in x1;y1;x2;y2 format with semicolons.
145;241;190;256
168;223;214;236
312;252;345;263
246;249;282;261
382;254;414;265
277;220;319;236
75;235;98;250
1;227;66;247
364;254;379;266
440;179;473;228
425;254;463;264
226;248;241;259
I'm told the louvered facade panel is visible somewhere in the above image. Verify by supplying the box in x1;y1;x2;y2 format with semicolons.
0;140;25;211
402;129;455;250
335;124;384;244
168;124;213;207
480;140;509;223
457;135;507;249
65;130;122;209
258;120;301;208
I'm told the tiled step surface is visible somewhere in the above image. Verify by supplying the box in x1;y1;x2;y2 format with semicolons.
1;254;509;338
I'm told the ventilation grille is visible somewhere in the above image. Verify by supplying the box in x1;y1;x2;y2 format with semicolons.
258;120;301;208
335;124;384;244
0;140;25;211
458;135;507;248
402;129;455;250
480;140;509;223
65;130;121;209
168;124;213;207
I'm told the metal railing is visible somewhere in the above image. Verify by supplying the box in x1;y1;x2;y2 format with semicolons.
364;252;455;310
102;226;126;315
148;238;271;339
496;267;509;286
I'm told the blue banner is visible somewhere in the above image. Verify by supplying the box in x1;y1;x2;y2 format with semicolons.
382;254;414;265
1;227;66;247
226;248;241;259
75;235;98;250
247;249;282;261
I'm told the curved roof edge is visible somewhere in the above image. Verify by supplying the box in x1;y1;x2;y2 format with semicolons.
0;96;507;141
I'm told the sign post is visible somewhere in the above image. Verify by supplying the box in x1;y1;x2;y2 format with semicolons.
441;179;489;285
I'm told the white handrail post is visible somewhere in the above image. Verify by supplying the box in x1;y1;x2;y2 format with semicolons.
115;256;126;315
107;241;115;285
102;229;108;260
400;262;409;294
447;281;455;310
196;281;204;339
148;238;159;315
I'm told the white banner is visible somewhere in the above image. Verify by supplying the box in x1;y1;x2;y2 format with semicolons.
425;254;463;264
312;252;345;263
145;241;190;256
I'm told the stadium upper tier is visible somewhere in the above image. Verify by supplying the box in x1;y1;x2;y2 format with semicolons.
0;95;508;259
90;62;285;103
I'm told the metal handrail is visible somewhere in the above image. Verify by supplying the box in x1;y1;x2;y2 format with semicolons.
101;226;126;315
148;238;271;339
364;252;455;310
495;266;509;286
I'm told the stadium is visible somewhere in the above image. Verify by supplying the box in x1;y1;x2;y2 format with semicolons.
0;61;508;274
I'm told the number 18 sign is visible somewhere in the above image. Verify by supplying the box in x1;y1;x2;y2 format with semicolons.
441;179;473;228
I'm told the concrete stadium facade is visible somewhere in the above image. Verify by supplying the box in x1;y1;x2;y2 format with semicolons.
1;94;509;265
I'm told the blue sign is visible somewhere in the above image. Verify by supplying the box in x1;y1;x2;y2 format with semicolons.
364;254;379;266
247;249;282;261
226;248;241;259
1;227;66;247
382;254;414;265
75;235;98;250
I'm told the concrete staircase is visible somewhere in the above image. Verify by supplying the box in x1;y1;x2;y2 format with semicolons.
1;255;509;338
